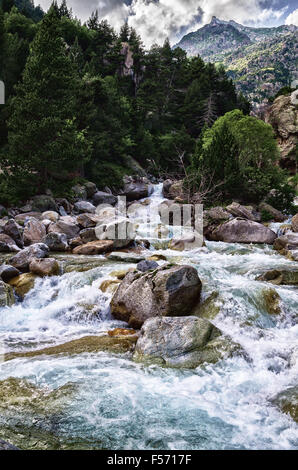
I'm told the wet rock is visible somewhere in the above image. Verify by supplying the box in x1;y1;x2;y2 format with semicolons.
99;279;121;293
74;201;96;214
0;234;21;253
107;252;146;263
108;328;137;337
111;264;202;329
0;264;20;283
73;240;114;255
259;202;286;222
31;195;57;212
41;211;59;222
0;280;15;307
226;202;261;222
23;219;46;246
92;191;117;206
292;214;298;233
192;291;222;320
5;335;138;361
257;269;298;286
48;220;80;240
10;243;49;272
137;260;159;272
273;232;298;252
133;316;242;368
271;386;298;423
43;232;69;252
212;219;277;244
8;273;36;299
262;288;282;315
29;258;60;277
147;254;167;262
109;269;134;280
120;176;153;202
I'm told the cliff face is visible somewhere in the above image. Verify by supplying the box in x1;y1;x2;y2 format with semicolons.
265;95;298;173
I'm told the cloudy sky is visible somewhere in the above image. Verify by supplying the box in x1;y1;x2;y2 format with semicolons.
37;0;298;47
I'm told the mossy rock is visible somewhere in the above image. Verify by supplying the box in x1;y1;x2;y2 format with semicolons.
262;288;282;315
8;273;37;299
0;281;15;307
271;386;298;423
192;291;221;320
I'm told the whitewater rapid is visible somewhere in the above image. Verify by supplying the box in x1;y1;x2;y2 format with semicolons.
0;184;297;450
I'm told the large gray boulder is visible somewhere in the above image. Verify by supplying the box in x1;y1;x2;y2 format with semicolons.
9;243;49;272
273;232;298;252
133;316;243;368
120;177;152;202
30;195;57;212
95;217;135;249
0;234;21;253
92;191;117;206
1;219;23;246
23;219;46;246
212;219;277;244
0;280;15;307
259;202;286;222
226;202;261;222
48;220;80;240
74;201;96;214
111;265;202;329
43;232;68;252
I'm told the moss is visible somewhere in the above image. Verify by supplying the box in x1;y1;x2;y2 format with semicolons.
262;288;282;315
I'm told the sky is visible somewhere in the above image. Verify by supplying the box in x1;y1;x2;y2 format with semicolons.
37;0;298;47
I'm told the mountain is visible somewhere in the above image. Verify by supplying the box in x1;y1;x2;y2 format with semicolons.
175;17;298;108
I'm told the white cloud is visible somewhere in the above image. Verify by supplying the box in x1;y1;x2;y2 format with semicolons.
285;8;298;25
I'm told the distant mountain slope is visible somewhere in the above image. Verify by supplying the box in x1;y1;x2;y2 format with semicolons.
175;17;298;108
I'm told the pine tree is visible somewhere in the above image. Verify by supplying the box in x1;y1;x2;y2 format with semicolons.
5;6;91;197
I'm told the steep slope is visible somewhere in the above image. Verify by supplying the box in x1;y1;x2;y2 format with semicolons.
175;17;298;106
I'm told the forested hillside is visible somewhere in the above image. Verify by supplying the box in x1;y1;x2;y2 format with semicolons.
0;1;249;204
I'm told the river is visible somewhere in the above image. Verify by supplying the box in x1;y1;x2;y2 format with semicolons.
0;184;297;450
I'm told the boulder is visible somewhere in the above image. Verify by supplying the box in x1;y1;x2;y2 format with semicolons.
48;220;80;240
163;180;184;200
137;260;159;272
0;440;19;451
271;386;298;423
31;195;57;212
73;240;114;255
74;201;96;214
0;264;20;283
15;212;43;225
256;269;298;286
292;214;298;233
0;280;15;307
259;202;286;222
1;219;22;246
68;237;83;249
8;273;36;298
29;258;60;277
23;219;46;246
92;191;117;206
133;316;242;368
41;211;59;223
226;202;261;222
111;265;202;329
120;177;152;202
76;213;101;229
43;232;68;252
84;182;97;198
262;288;282;315
9;243;49;272
71;184;87;201
162;179;174;198
273;232;298;252
99;279;121;294
0;234;21;253
80;228;97;243
204;206;231;222
211;219;277;244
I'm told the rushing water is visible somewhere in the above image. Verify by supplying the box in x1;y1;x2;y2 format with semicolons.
0;185;297;450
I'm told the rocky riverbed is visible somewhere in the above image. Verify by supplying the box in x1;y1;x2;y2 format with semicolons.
0;180;297;450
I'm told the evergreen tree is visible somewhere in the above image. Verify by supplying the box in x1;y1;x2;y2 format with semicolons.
4;6;91;198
